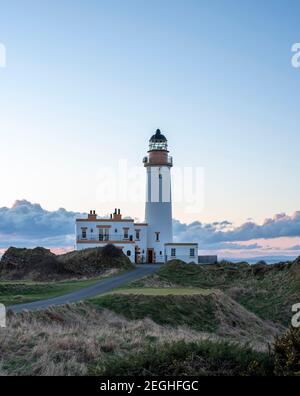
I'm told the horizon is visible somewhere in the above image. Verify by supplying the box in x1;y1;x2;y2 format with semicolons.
1;1;300;259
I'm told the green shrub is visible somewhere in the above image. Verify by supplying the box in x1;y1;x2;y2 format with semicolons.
90;340;274;376
274;327;300;376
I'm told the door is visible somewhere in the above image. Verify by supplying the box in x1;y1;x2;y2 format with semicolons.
135;246;140;264
147;249;153;264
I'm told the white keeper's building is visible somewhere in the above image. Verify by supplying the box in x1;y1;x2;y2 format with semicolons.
75;129;198;264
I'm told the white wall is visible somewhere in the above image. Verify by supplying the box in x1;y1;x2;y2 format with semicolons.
165;244;198;264
75;219;136;263
145;166;173;262
76;219;135;242
134;224;148;263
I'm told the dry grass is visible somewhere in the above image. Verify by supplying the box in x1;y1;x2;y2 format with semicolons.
91;290;282;350
0;303;222;376
0;298;281;376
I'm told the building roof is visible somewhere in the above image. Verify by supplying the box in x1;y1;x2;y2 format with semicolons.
149;129;167;142
164;242;198;246
76;218;134;222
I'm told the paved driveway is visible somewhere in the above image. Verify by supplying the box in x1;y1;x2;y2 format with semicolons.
9;264;160;313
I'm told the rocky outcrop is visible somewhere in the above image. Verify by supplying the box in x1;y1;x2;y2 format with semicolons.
0;245;133;281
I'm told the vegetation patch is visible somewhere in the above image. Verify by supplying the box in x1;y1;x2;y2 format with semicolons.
0;274;116;306
89;290;280;345
0;303;223;376
90;293;218;332
90;340;274;376
273;327;300;376
1;302;298;376
107;287;214;296
132;259;300;327
0;245;133;282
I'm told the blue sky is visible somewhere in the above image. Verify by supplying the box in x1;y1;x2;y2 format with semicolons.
1;1;300;257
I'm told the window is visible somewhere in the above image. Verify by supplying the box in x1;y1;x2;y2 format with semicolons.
82;230;87;239
159;251;162;256
115;229;118;233
149;141;168;151
127;250;131;257
123;228;129;239
155;232;160;242
135;230;140;240
99;228;109;241
190;248;195;257
171;248;176;257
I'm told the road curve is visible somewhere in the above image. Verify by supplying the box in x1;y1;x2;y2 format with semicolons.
8;264;161;313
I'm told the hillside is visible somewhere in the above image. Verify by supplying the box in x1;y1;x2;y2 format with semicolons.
90;289;280;349
0;245;133;281
1;302;298;376
131;258;300;327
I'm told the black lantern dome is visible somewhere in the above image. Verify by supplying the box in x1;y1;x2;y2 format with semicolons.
149;129;168;151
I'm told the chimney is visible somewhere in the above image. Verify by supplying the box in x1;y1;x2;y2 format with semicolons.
113;208;122;221
88;210;97;221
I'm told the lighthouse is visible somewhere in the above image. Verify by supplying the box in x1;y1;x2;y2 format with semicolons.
75;128;200;264
143;129;173;263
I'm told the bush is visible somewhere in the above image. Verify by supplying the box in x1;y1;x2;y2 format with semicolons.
90;340;274;376
273;327;300;376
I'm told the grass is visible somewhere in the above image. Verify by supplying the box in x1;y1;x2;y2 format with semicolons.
106;287;214;296
88;288;280;345
89;292;218;332
0;302;282;376
132;261;300;327
1;295;297;376
0;303;222;376
0;269;122;306
90;339;274;376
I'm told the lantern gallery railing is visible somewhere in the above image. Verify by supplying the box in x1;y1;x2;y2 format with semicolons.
77;234;134;242
143;155;173;166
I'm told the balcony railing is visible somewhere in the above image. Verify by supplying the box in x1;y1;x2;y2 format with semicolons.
77;234;134;242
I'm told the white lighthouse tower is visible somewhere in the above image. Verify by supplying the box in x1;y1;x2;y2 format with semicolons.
143;129;173;263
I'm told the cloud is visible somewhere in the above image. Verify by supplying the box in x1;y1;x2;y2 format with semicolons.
286;245;300;251
173;211;300;249
212;242;263;250
0;200;300;254
0;200;83;248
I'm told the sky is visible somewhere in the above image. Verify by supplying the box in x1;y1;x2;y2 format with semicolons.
0;0;300;259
